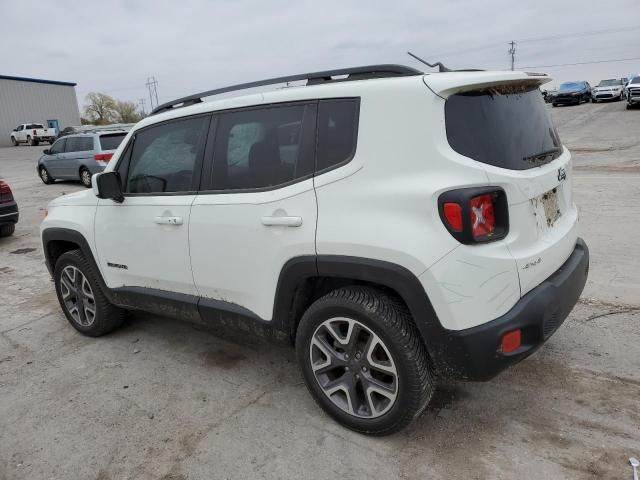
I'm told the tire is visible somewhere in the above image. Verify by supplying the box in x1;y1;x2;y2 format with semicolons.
296;286;434;435
39;166;54;185
11;137;18;146
552;102;557;107
80;168;92;188
592;98;597;103
53;250;127;336
627;103;632;110
27;136;33;146
0;223;15;237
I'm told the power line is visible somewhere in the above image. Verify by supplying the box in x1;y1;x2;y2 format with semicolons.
425;25;640;61
518;25;640;44
520;56;640;69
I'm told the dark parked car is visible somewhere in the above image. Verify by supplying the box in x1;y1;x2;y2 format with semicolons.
57;126;85;138
37;130;128;187
552;81;591;106
0;179;18;237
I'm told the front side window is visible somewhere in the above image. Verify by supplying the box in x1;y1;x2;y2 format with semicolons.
125;116;208;194
49;138;66;154
210;104;314;190
316;99;359;172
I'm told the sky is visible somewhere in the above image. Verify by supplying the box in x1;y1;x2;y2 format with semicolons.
3;0;640;114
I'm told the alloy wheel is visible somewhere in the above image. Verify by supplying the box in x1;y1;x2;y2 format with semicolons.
309;317;398;418
59;265;96;326
81;170;91;187
40;168;48;182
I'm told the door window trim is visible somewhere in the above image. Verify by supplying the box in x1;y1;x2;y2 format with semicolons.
114;112;212;197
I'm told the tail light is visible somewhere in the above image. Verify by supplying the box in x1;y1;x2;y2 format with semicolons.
94;153;113;166
438;187;508;244
0;180;14;204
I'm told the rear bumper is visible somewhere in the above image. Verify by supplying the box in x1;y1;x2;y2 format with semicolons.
0;201;19;225
435;238;589;381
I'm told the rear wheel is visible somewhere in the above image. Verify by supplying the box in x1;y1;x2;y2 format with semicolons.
39;166;54;184
552;102;558;107
80;168;92;188
54;250;126;336
296;286;434;435
27;136;33;146
0;224;15;237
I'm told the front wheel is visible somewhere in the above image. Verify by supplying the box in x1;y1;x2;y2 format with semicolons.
54;250;126;336
80;168;92;188
296;287;434;435
11;137;18;146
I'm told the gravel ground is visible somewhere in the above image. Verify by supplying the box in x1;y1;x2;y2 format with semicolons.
0;99;639;480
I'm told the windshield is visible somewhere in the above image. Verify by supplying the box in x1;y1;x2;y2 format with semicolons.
598;79;619;87
445;84;562;171
559;82;581;91
631;77;640;85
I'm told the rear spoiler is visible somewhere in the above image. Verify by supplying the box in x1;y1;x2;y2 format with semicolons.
423;71;552;98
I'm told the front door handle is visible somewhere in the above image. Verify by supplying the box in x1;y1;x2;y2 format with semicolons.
261;216;302;227
154;216;183;225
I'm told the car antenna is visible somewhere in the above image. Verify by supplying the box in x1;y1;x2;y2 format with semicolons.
407;51;450;72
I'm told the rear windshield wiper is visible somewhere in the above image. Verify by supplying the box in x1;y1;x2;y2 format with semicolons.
523;147;562;165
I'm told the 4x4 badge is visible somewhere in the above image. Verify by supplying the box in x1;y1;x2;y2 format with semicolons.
557;167;567;182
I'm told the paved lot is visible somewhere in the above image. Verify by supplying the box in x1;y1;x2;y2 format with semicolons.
1;100;639;479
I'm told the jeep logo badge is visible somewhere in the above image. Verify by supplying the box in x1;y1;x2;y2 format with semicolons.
557;167;567;182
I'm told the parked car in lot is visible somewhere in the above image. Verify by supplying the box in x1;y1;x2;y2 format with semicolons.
37;130;128;187
57;126;85;138
0;179;18;237
627;76;640;109
10;123;57;146
591;78;625;102
552;81;591;106
41;65;589;434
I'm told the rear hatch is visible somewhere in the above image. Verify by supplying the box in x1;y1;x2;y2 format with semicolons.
427;73;578;296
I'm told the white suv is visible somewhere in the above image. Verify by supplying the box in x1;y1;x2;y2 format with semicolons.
41;65;589;435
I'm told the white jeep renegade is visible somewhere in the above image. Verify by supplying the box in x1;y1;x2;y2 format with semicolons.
41;65;589;435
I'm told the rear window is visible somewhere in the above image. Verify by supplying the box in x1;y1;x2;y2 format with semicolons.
445;85;562;170
99;133;127;151
26;124;44;129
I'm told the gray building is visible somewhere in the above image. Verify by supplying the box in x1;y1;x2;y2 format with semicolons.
0;75;81;147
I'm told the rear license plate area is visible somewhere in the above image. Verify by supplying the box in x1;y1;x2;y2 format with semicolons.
540;188;561;227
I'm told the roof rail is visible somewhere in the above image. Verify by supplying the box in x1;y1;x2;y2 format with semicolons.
151;64;422;115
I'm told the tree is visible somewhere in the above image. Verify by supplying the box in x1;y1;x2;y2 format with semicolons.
113;100;143;123
83;92;117;125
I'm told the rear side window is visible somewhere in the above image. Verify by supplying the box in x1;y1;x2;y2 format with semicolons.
66;136;94;152
26;124;44;129
210;103;315;191
99;133;127;151
125;116;208;194
316;99;359;172
445;85;562;170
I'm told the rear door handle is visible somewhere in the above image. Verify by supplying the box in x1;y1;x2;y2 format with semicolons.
154;216;183;225
261;216;302;227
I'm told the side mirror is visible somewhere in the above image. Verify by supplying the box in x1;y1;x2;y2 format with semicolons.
43;149;50;154
95;171;124;203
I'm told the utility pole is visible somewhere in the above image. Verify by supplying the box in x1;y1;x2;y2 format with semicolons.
145;77;159;110
138;98;147;116
508;41;516;71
